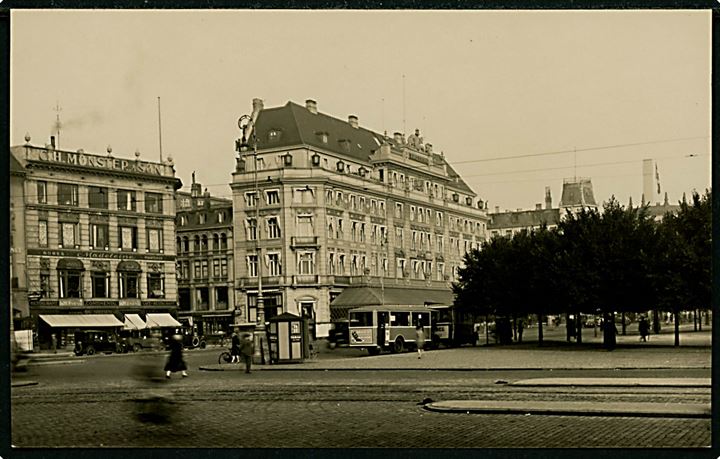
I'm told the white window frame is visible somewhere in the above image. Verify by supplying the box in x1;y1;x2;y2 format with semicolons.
265;189;281;205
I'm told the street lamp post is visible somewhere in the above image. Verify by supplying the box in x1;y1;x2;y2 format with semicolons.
237;114;265;360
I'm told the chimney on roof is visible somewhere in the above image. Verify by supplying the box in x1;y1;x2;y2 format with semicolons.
545;186;552;209
536;203;542;210
494;206;500;214
306;99;318;114
252;98;264;114
348;115;359;129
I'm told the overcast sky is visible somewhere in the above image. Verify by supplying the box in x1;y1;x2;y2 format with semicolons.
11;9;711;211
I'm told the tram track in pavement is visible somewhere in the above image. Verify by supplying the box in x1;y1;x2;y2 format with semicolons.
12;381;710;405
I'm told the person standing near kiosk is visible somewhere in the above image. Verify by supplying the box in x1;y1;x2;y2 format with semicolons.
239;333;255;374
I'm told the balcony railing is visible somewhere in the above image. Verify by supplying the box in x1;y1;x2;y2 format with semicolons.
290;236;320;249
293;274;319;286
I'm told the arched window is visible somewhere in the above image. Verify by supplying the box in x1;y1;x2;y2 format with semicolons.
176;237;182;253
194;235;200;253
201;235;209;252
183;236;189;253
213;233;220;251
220;233;228;250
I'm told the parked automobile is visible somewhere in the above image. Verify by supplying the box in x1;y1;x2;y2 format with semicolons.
328;322;349;348
74;330;126;356
120;330;163;352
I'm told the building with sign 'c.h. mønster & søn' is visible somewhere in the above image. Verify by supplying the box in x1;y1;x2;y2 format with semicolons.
10;139;182;350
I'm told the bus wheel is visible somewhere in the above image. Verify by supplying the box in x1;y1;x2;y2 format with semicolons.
393;337;405;353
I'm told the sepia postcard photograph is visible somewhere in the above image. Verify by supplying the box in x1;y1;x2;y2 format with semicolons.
5;6;713;452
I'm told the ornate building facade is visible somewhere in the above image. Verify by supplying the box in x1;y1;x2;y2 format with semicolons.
10;141;181;348
175;175;235;335
231;99;490;337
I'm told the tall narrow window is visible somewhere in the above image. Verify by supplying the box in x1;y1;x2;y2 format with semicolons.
60;222;79;248
38;220;48;247
298;252;315;275
213;259;221;278
91;271;110;298
297;215;313;237
37;181;47;204
220;258;228;277
245;192;258;208
267;253;282;276
119;226;138;251
246;218;258;241
267;217;281;239
91;223;109;249
247;255;258;277
266;190;280;205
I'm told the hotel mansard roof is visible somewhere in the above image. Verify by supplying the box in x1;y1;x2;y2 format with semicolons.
251;101;476;195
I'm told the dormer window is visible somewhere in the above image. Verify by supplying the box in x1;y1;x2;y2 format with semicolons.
282;153;293;167
268;129;282;142
311;153;321;166
316;131;329;144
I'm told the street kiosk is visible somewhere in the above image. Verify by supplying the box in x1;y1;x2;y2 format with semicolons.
267;313;304;364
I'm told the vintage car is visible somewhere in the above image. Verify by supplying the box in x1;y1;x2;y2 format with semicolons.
74;330;126;356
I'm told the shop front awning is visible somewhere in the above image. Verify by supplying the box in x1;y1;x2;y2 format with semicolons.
39;314;124;328
123;313;147;330
145;313;182;328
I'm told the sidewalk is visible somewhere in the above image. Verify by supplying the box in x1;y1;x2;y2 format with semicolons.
200;332;711;372
424;400;711;418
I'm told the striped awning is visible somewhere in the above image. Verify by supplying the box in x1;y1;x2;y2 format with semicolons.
39;314;123;328
145;313;181;328
123;313;147;330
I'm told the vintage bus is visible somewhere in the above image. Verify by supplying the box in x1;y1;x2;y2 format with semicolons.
348;304;436;354
349;303;477;354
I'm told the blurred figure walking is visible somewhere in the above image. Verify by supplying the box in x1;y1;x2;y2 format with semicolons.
239;333;255;374
165;334;188;378
415;325;425;359
230;331;241;363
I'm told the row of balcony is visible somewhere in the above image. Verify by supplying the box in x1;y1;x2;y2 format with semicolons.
238;274;452;289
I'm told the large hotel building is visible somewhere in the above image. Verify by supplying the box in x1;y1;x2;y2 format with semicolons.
10;141;181;349
231;99;490;337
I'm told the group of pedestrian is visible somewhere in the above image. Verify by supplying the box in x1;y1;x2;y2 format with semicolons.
164;330;256;379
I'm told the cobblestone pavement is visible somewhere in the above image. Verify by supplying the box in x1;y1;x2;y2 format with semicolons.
11;377;711;448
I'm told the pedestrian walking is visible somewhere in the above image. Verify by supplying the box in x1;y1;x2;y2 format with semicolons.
230;331;241;363
415;325;425;359
517;319;524;343
164;334;188;378
239;333;255;374
639;317;650;342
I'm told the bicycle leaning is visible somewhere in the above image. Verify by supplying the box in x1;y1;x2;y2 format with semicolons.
218;348;236;364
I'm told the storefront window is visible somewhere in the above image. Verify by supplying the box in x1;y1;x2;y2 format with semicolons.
144;192;164;214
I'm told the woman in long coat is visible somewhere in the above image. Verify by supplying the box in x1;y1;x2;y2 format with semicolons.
165;334;188;378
